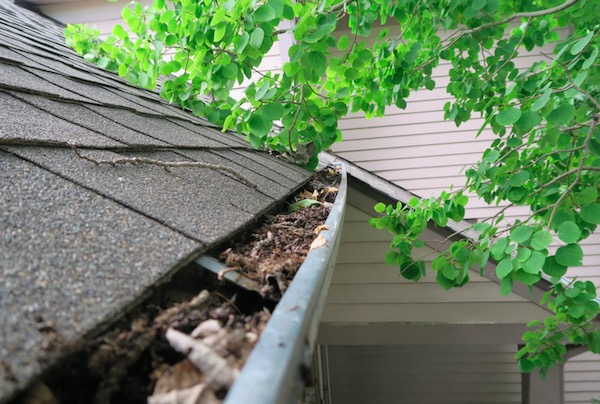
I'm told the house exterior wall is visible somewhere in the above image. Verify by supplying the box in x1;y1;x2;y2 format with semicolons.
564;351;600;404
318;188;550;402
327;344;522;404
322;198;552;326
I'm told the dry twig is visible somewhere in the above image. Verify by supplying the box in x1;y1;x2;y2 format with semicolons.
71;145;257;188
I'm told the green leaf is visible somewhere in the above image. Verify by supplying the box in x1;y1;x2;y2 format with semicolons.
495;108;521;126
471;0;487;11
138;72;149;87
575;187;598;205
344;67;360;80
514;110;541;133
113;24;128;40
522;251;546;274
582;47;598;69
491;237;508;260
558;221;581;244
570;32;594;55
515;269;542;285
250;28;265;48
500;277;513;296
165;34;178;46
248;114;272;137
289;198;320;212
531;89;551;112
401;261;421;281
510;226;534;244
569;305;585;319
214;24;227;42
516;248;532;263
384;250;399;265
496;259;513;279
544;256;568;277
508;171;530;187
547;104;575;124
436;271;454;290
519;358;535;373
374;202;386;213
581;203;600;224
254;4;276;22
588;330;600;354
306;51;327;78
442;264;458;280
261;103;285;120
531;230;552;250
338;35;350;50
432;256;447;271
236;32;250;53
555;244;584;266
222;63;238;79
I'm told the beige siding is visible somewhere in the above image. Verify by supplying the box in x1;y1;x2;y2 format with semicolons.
565;351;600;404
322;201;552;326
327;344;522;404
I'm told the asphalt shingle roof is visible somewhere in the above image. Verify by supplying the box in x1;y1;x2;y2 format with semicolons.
0;1;312;400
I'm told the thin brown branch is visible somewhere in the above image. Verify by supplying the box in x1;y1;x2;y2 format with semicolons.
565;71;600;110
459;0;580;37
288;84;304;153
548;119;596;226
71;145;257;188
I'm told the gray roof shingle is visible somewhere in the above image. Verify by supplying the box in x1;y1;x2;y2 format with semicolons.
0;0;312;400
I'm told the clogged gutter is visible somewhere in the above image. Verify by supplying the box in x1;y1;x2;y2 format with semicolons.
15;167;342;404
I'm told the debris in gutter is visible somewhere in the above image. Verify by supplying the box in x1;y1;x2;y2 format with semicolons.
217;169;339;300
13;168;339;404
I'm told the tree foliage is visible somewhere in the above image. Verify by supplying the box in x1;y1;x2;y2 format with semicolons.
65;0;600;375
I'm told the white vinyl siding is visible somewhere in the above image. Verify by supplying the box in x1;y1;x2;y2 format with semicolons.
322;197;552;326
327;345;522;404
565;351;600;404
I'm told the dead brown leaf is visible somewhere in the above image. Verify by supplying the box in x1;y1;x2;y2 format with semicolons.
148;383;219;404
153;360;204;395
309;234;327;251
166;328;239;390
313;224;329;235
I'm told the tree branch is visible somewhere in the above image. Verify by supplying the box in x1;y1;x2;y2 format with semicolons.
71;145;257;188
461;0;580;36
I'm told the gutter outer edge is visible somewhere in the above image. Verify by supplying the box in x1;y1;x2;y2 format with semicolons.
224;162;348;404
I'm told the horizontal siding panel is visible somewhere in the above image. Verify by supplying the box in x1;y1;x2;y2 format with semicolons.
340;221;392;242
330;382;521;395
41;0;138;23
330;393;521;404
565;371;600;382
326;282;524;304
329;344;516;355
336;241;435;264
335;139;492;162
331;263;490;285
564;394;600;404
334;118;481;142
328;345;521;404
333;129;495;153
357;152;484;172
321;301;550;323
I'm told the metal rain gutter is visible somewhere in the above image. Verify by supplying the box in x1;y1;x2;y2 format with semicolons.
223;163;347;404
